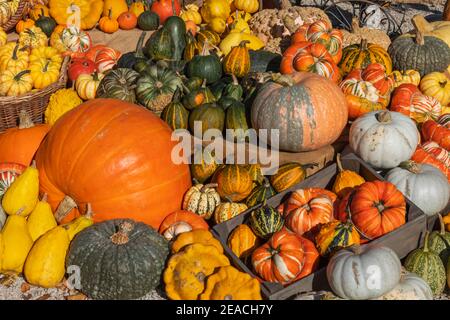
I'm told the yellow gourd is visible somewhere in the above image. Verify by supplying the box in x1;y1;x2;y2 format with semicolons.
219;31;264;55
199;266;262;300
102;0;128;20
2;162;39;217
228;12;251;34
0;68;33;96
181;4;202;25
171;230;223;254
0;27;6;46
233;0;258;14
208;17;226;34
0;215;34;274
49;0;104;30
332;154;365;198
29;46;62;68
29;4;50;20
0;42;30;72
30;58;61;89
24;226;70;288
129;1;146;17
18;26;48;50
45;89;83;125
201;0;230;23
62;204;94;240
27;194;57;242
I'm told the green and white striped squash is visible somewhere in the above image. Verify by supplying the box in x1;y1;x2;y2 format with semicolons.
245;178;276;208
160;89;189;131
182;183;221;220
404;231;446;296
214;201;248;224
96;68;140;103
248;203;284;239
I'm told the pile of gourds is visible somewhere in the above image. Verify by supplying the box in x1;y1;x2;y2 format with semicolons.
0;0;20;27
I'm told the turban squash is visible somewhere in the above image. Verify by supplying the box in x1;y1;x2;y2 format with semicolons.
35;99;191;229
412;141;450;182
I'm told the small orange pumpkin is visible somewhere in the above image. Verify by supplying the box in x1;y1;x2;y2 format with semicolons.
117;11;138;30
99;9;119;33
16;19;35;34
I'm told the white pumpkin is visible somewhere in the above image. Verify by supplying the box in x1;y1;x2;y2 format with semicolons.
374;270;433;300
182;183;221;219
386;161;449;216
349;110;420;169
326;246;402;300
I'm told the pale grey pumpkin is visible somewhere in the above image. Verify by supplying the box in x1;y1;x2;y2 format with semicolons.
326;245;402;300
374;270;433;300
385;161;449;216
182;183;221;220
349;110;420;169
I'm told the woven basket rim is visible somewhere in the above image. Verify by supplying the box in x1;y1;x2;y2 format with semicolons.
0;56;70;106
1;0;28;32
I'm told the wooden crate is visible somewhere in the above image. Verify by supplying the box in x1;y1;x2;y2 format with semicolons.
212;154;427;300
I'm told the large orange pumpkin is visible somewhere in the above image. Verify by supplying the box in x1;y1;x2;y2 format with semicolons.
35;99;192;229
336;180;406;240
280;188;337;236
0;111;50;166
251;72;348;152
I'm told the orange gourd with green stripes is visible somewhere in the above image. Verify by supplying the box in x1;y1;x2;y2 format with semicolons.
223;40;250;77
212;164;253;201
269;162;307;193
315;220;360;256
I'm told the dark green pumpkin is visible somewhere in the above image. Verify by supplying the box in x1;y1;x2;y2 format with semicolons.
186;46;222;84
66;219;169;300
161;89;189;131
427;215;450;266
96;68;140;103
245;178;276;207
182;81;216;110
223;74;243;101
164;16;186;61
144;27;174;61
134;59;154;74
249;50;282;73
184;76;204;92
209;79;229;100
189;102;225;134
218;96;237;110
138;10;160;31
225;100;248;142
117;31;148;69
35;14;56;37
136;64;183;115
248;203;284;239
388;30;450;77
404;231;446;296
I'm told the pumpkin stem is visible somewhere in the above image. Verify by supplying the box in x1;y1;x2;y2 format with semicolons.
411;16;426;46
85;203;95;219
200;39;210;56
14;70;31;82
136;31;147;58
360;38;368;51
201;183;218;192
41;193;48;202
271;73;295;87
201;78;207;88
92;71;99;82
400;160;421;174
336;154;344;173
31;160;37;169
12;43;19;60
111;221;135;245
224;196;233;203
350;244;362;255
262;177;271;188
375;110;392;123
423;231;430;253
43;61;50;73
107;7;113;19
40;8;45;18
231;74;239;85
375;201;385;213
438;214;445;235
350;17;360;33
171;0;176;16
238;40;250;48
55;195;78;223
18;109;35;129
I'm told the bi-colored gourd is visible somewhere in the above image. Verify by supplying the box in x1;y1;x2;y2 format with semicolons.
427;215;450;266
212;165;253;202
245;178;276;207
390;69;421;88
214;200;248;224
96;68;140;103
190;149;218;183
223;40;251;77
27;194;57;241
171;229;223;254
404;232;446;296
421;120;450;151
270;162;308;193
248;203;284;239
75;72;104;100
164;243;230;300
182;183;221;220
0;68;33;96
412;141;450;183
200;266;262;300
2;163;39;217
159;210;209;241
0;215;34;274
332;154;365;198
24;225;70;288
315;221;360;257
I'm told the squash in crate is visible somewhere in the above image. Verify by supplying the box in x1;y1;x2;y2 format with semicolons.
227;224;259;260
0;43;29;72
212;164;253;202
332;154;365;198
315;220;360;257
29;58;60;90
18;26;48;49
159;210;209;241
214;200;247;224
67;219;169;299
171;229;223;254
251;72;348;153
336;180;406;240
281;188;337;236
427;214;450;265
349;110;420;169
96;68;140;103
269;162;308;193
390;84;442;123
246;178;276;207
404;231;446;296
326;246;401;300
385;161;449;216
252;228;319;284
182;183;221;220
49;0;103;30
164;243;230;300
200;266;262;300
248;203;284;239
340;39;392;77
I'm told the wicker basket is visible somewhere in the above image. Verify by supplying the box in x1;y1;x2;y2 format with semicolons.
0;56;70;132
1;0;28;32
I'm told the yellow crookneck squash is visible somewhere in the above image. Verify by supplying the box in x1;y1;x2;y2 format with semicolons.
164;243;230;300
60;203;94;240
199;266;262;300
2;163;39;216
219;31;264;56
27;194;57;242
48;0;104;30
0;215;34;274
0;68;34;97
